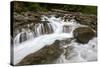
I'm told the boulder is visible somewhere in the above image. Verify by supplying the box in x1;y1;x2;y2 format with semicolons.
73;27;95;43
17;40;63;65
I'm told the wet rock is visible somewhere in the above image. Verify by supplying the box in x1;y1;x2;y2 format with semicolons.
73;27;95;43
63;26;72;33
20;32;27;43
60;38;73;46
64;46;74;59
17;40;63;65
75;15;97;32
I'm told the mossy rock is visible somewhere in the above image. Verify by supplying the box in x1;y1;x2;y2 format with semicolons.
73;27;95;43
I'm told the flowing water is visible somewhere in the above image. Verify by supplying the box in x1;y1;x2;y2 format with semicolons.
13;15;97;65
55;37;97;63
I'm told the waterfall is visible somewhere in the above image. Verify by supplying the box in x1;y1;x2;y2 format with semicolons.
14;21;54;44
13;15;97;65
14;29;34;46
13;15;86;44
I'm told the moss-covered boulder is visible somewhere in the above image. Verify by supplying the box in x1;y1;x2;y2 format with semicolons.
73;27;95;43
17;40;63;65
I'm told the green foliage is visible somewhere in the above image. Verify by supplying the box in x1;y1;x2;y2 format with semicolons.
82;6;97;15
27;3;40;11
61;5;97;15
62;5;84;12
12;1;97;15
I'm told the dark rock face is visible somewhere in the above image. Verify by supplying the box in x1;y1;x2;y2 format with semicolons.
14;12;41;26
17;40;63;65
75;15;97;32
73;27;95;43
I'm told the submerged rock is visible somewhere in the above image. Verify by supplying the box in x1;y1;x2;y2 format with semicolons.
73;27;95;43
17;40;63;65
60;38;73;46
64;46;74;59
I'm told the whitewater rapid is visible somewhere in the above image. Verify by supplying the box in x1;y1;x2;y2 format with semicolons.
13;15;97;65
55;37;97;63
